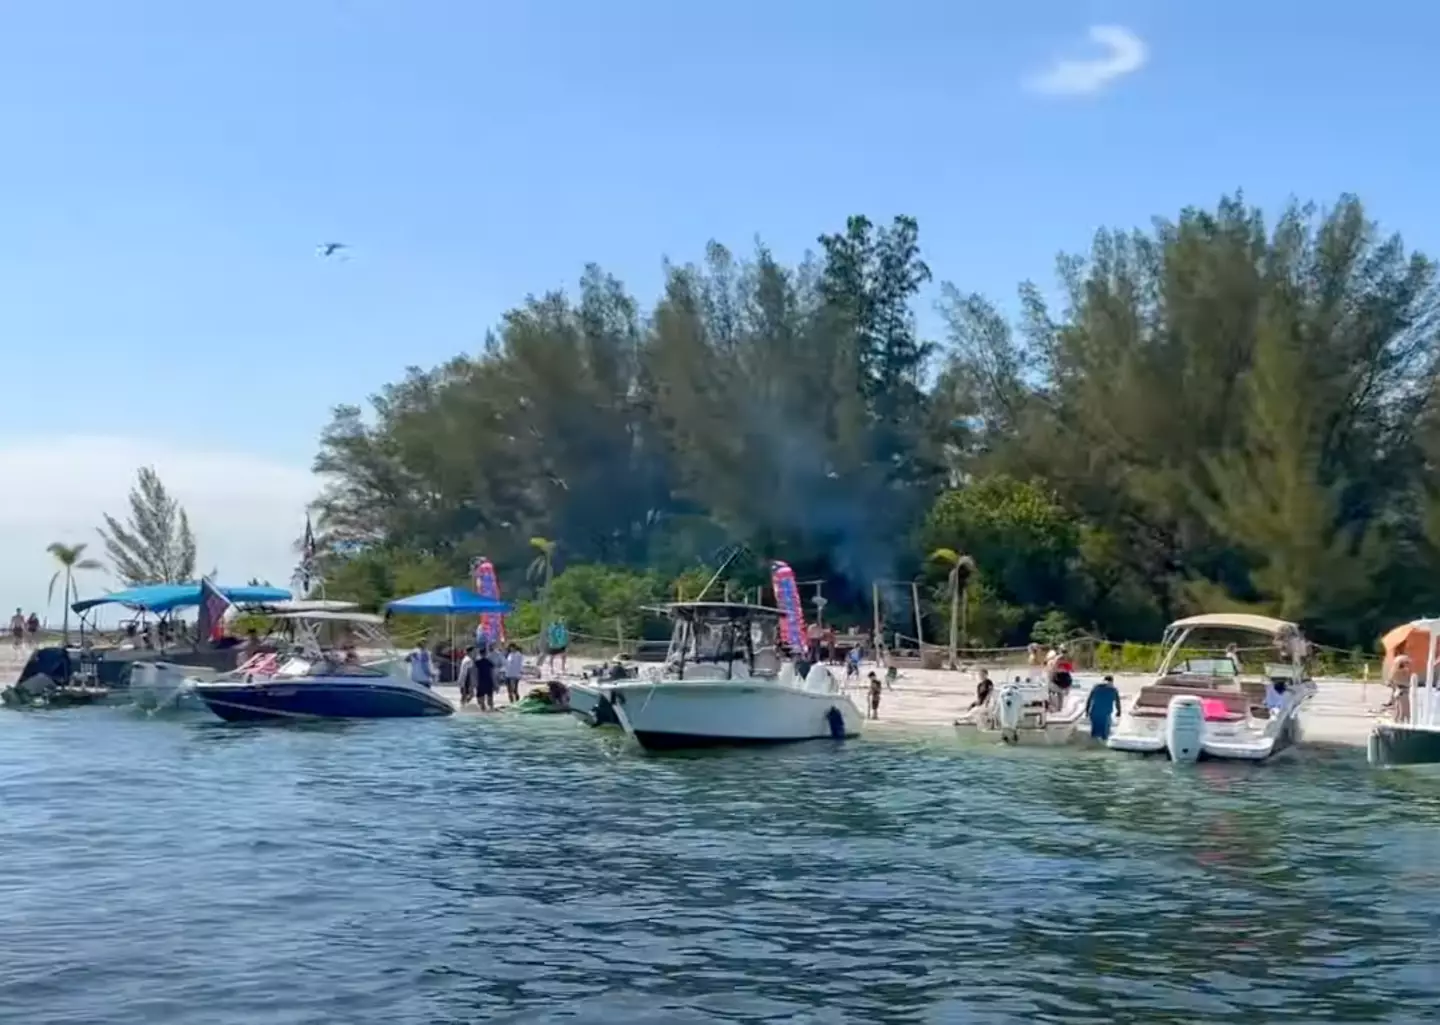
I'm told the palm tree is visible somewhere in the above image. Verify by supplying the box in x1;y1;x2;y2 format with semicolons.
929;548;976;670
527;536;558;628
47;542;104;644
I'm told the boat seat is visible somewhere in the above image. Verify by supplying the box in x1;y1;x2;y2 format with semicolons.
1132;686;1248;720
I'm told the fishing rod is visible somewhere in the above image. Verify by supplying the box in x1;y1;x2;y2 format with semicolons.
694;543;753;601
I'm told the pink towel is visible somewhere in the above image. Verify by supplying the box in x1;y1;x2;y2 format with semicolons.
1201;698;1230;721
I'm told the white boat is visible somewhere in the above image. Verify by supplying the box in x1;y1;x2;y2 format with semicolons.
953;673;1089;745
1107;613;1315;763
1368;616;1440;768
606;602;864;750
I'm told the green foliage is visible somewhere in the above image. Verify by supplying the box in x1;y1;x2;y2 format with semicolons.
307;196;1440;648
545;564;660;638
1030;610;1072;648
45;541;104;643
97;467;197;586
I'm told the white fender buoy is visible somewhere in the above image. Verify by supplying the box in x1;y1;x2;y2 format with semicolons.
1165;694;1204;763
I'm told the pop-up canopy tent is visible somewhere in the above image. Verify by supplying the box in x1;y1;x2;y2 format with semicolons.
1382;620;1439;680
385;586;509;616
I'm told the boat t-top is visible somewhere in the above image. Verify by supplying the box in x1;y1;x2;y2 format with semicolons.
601;601;864;750
185;607;453;721
1106;612;1316;762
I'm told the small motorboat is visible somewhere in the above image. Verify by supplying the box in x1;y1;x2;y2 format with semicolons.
1107;613;1314;763
605;601;864;750
186;609;453;722
192;655;453;721
952;674;1089;745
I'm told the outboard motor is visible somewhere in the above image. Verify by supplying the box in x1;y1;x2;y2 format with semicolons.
804;664;836;693
996;683;1025;744
18;647;73;687
1165;695;1204;763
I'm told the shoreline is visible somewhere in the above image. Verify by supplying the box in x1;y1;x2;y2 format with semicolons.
0;649;1383;749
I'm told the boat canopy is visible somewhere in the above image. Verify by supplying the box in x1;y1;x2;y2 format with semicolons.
72;583;292;614
1168;612;1297;637
385;586;509;615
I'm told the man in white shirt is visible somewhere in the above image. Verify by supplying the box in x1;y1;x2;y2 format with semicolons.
406;641;434;687
503;644;524;703
457;646;477;705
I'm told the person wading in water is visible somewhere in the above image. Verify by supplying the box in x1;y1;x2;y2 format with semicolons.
1086;674;1122;742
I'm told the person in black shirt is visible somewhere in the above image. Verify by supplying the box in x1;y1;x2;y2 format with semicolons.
474;644;497;711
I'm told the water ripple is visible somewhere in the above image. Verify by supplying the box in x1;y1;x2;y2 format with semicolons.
1;709;1437;1023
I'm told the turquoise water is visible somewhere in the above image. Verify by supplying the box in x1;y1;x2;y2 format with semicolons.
2;709;1438;1024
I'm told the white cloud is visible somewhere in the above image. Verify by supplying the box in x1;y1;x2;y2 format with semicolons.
1025;25;1148;97
0;436;318;626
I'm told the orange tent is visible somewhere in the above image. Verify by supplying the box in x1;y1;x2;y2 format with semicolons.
1382;621;1435;681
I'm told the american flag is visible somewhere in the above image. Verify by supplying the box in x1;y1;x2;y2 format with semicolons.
299;515;318;594
197;578;232;645
239;651;279;677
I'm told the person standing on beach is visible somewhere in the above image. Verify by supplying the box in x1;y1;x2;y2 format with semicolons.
10;609;24;650
25;612;39;648
1086;675;1121;742
866;671;883;719
542;619;569;674
503;643;524;703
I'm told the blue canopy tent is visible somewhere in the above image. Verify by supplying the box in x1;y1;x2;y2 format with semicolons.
72;583;292;614
385;586;509;616
385;587;510;683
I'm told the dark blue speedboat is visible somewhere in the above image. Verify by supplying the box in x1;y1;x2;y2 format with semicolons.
193;656;453;721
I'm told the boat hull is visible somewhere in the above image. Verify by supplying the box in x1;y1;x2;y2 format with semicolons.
1368;723;1440;767
568;681;621;727
194;679;454;721
1109;704;1305;761
609;680;862;750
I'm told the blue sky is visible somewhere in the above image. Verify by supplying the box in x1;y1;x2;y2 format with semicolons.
1;0;1436;616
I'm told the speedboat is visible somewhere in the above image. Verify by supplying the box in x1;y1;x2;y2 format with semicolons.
187;609;453;721
605;601;864;750
1107;613;1315;763
953;673;1089;745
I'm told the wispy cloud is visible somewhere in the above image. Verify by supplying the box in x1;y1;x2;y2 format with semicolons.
1025;25;1148;97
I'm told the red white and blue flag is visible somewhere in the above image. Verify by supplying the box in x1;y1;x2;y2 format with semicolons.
771;561;806;651
197;578;232;645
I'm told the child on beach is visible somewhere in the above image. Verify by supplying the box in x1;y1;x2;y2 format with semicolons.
867;671;883;720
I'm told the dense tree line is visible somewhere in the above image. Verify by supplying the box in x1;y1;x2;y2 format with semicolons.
312;194;1440;648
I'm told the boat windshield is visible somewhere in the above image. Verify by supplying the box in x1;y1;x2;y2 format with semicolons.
668;608;781;678
1173;657;1238;678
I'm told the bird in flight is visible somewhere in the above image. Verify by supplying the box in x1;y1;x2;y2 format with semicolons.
316;242;349;258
